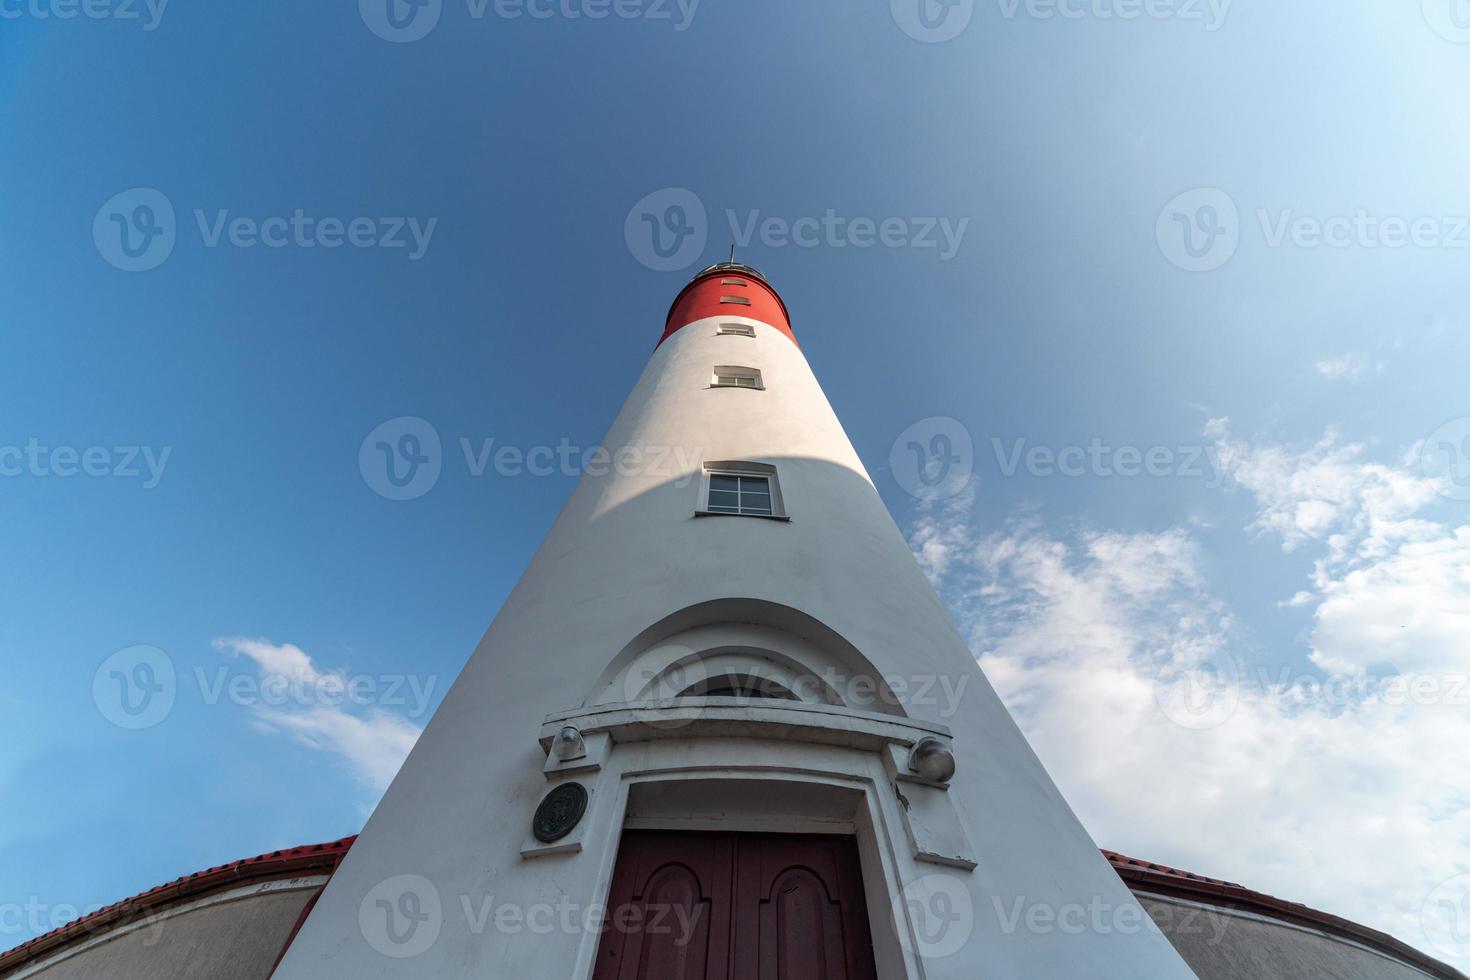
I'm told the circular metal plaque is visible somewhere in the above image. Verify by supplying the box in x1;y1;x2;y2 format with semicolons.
532;782;588;843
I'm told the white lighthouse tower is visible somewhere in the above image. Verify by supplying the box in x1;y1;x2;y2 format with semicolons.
273;264;1199;979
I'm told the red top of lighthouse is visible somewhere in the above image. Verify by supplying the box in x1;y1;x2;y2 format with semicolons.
660;262;795;348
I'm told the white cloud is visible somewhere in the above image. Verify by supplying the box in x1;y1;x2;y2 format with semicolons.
911;425;1470;970
214;636;320;684
1315;352;1381;382
1208;417;1441;556
212;637;422;793
1311;527;1470;675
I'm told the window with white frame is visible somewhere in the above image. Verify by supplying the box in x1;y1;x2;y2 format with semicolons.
702;463;784;518
717;322;755;337
711;365;762;389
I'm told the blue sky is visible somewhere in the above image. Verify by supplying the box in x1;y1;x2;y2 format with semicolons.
4;0;1470;966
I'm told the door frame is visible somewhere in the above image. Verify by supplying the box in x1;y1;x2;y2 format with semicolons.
561;737;937;980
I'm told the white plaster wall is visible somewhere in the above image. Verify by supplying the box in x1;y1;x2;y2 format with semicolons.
274;311;1199;979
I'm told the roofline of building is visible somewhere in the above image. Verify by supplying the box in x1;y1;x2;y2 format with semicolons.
2;838;1462;980
0;837;355;976
1104;850;1467;980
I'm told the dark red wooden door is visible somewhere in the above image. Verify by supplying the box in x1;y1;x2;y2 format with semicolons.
593;831;877;980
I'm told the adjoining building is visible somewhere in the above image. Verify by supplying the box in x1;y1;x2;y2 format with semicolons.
1;836;1458;979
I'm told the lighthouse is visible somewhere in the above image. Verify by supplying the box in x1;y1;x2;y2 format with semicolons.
271;264;1199;979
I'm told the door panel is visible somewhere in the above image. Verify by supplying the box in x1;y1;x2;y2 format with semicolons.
595;832;732;980
594;831;877;980
736;835;877;980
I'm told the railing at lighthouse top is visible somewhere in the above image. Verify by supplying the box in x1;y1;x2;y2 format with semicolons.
687;260;772;288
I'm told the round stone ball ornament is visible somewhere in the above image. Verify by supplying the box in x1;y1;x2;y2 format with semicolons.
532;782;589;843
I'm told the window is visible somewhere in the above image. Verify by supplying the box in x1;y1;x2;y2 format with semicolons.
717;322;755;337
720;295;751;305
721;278;748;286
711;365;762;389
707;473;773;515
682;674;799;700
700;462;786;519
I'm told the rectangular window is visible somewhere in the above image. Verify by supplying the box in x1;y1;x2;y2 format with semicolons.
700;462;786;520
721;278;748;286
718;322;755;337
711;366;762;389
720;295;751;305
706;473;774;516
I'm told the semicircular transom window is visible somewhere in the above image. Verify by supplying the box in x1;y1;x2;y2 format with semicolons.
679;672;799;701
